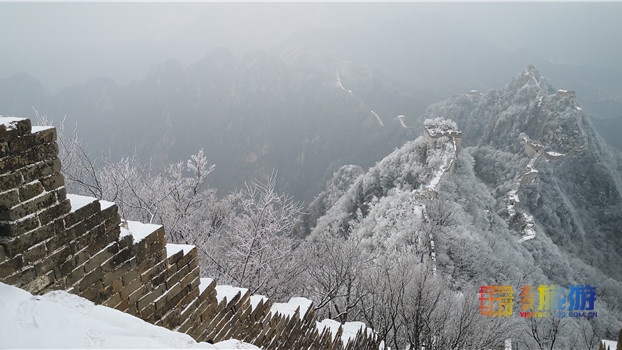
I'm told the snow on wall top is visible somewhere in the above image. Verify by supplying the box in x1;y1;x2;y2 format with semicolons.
250;295;268;311
215;285;248;304
119;220;161;244
199;278;213;294
100;200;115;210
0;282;258;349
66;194;98;212
316;319;374;345
166;243;195;258
0;116;26;130
270;297;313;321
31;125;54;133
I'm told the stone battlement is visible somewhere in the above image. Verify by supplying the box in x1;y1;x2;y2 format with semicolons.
0;116;378;349
423;119;462;152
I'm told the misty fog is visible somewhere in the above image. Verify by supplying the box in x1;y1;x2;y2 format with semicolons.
2;2;622;199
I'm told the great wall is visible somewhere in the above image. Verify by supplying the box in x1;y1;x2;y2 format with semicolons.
0;115;379;349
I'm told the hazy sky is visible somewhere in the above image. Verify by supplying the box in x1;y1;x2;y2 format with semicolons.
1;2;621;91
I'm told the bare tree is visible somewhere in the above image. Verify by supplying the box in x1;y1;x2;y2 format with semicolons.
518;316;565;350
202;176;304;300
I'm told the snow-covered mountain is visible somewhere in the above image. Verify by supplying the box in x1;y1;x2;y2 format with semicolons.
305;67;622;346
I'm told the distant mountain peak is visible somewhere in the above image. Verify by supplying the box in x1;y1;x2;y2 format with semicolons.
504;64;554;97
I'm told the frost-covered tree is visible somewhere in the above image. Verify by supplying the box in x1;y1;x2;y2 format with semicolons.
38;114;303;300
201;176;304;299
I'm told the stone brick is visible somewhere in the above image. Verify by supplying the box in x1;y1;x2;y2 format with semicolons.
181;267;200;289
140;260;167;284
0;254;23;279
111;277;123;292
57;256;76;279
100;284;114;302
21;158;61;184
165;283;185;310
39;172;64;192
0;213;41;238
84;212;106;232
1;223;52;258
164;260;179;278
3;266;35;287
64;200;99;228
122;275;145;301
0;141;8;158
0;191;57;222
101;263;130;286
140;284;167;312
111;247;132;270
0;171;23;192
160;308;181;329
165;264;189;290
84;225;108;255
79;266;103;292
22;142;58;165
0;156;24;175
141;303;156;323
179;288;199;317
15;119;32;136
177;317;194;334
118;233;133;249
0;124;18;142
82;280;103;302
84;246;114;273
55;187;67;201
37;198;71;226
121;267;140;286
127;283;150;305
24;270;55;294
152;270;167;288
43;220;72;253
35;246;71;277
176;247;197;269
115;298;129;313
100;202;119;219
72;246;90;267
0;189;20;210
91;224;118;254
65;222;85;252
104;217;121;238
155;283;181;319
8;128;56;153
66;264;86;287
167;249;183;266
38;200;70;226
22;240;47;265
103;291;122;308
17;180;44;202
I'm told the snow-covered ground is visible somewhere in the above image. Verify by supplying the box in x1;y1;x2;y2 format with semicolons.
0;282;259;349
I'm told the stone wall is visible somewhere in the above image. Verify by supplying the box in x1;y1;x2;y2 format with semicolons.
0;116;378;350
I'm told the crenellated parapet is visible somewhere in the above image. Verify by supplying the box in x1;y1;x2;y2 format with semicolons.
0;116;378;350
